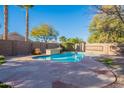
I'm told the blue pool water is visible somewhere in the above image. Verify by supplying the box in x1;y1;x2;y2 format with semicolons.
32;52;84;62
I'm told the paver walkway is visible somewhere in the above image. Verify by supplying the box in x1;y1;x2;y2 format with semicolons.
0;56;116;88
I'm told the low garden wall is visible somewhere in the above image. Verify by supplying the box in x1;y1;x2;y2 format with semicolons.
0;40;59;56
84;43;124;55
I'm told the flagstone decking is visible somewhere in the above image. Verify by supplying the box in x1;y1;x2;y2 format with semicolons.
0;56;116;88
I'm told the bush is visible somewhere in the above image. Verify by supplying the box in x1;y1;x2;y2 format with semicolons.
98;58;113;65
0;55;5;65
60;43;75;51
0;82;11;88
0;55;5;60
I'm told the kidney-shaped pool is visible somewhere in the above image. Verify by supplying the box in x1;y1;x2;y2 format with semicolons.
32;52;84;62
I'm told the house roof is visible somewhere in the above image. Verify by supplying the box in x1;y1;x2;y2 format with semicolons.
0;32;31;41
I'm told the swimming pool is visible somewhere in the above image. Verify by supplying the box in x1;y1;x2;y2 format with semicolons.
32;52;84;62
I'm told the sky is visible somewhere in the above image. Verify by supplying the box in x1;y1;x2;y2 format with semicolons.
0;5;96;42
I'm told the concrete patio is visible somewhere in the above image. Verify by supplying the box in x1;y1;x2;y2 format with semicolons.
0;56;116;88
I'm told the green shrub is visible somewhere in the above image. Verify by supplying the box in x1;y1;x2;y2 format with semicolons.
0;83;11;88
98;58;113;65
0;55;5;65
0;55;5;60
60;42;75;51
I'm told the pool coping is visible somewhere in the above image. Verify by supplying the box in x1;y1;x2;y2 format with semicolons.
8;52;85;63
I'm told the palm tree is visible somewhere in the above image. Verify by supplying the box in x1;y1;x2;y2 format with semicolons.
20;5;33;42
3;5;8;40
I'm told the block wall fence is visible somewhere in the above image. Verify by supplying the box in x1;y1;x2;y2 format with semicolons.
0;40;59;56
0;40;124;56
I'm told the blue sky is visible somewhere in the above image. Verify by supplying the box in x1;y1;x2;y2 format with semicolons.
0;5;96;41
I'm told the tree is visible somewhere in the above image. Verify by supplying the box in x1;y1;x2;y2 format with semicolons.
3;5;8;40
31;24;59;43
19;5;34;42
59;36;67;43
59;36;83;51
59;36;83;44
88;14;124;43
67;38;83;44
96;5;124;24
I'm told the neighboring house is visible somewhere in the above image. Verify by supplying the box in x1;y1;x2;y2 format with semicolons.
0;32;31;41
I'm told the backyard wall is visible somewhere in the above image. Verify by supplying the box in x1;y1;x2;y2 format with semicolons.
84;43;124;55
0;40;59;56
0;40;124;56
